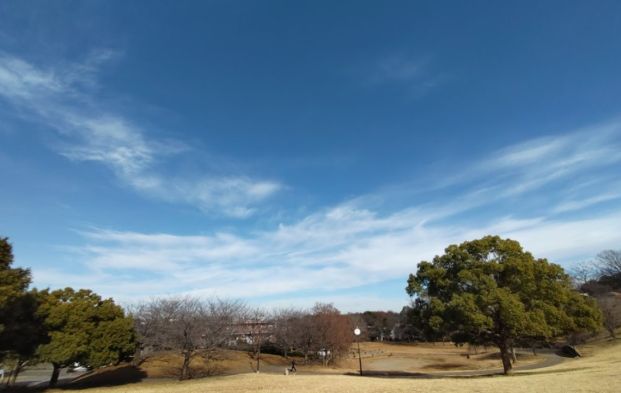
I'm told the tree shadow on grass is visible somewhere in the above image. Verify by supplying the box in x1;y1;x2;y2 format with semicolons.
343;371;503;379
421;362;471;370
57;365;148;390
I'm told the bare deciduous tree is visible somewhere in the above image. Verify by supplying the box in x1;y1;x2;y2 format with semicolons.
132;297;244;380
270;304;355;366
569;261;598;289
243;308;270;372
597;249;621;277
202;299;246;362
272;308;304;359
311;303;353;366
597;294;621;339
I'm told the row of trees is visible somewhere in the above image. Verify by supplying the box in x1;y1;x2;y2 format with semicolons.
272;303;353;365
348;311;400;342
0;237;136;387
132;297;244;379
1;236;357;384
2;235;614;383
131;300;354;379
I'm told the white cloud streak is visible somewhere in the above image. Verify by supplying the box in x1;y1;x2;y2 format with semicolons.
30;121;621;310
0;51;281;217
34;206;621;309
7;53;621;311
367;53;442;97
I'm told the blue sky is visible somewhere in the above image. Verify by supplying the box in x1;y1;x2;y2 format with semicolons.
1;1;621;312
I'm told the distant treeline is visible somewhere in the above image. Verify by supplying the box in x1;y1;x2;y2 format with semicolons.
2;235;618;384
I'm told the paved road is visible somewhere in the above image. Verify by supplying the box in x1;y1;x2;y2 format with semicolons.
8;367;87;389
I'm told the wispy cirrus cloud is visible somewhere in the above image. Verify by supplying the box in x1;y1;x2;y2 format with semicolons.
8;51;621;309
484;123;621;175
375;55;428;82
366;53;445;96
0;51;281;217
553;191;621;214
33;122;621;309
25;119;621;309
425;122;621;213
35;205;621;309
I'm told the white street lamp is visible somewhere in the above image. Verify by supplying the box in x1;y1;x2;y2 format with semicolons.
354;327;362;376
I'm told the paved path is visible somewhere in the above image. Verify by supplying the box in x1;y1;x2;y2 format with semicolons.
352;350;565;378
7;351;567;388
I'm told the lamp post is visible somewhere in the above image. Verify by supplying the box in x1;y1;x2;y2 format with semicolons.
354;327;362;376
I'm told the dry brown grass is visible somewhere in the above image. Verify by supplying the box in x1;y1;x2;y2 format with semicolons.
338;341;541;372
47;339;621;393
137;342;537;378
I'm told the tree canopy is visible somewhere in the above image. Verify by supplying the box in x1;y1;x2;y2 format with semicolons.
0;237;49;386
37;287;137;385
406;235;602;374
0;237;32;329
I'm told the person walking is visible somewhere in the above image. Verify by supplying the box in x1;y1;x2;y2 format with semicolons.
290;359;297;373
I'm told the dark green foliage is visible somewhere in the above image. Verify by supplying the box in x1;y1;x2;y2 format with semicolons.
397;299;446;342
0;237;32;324
0;237;48;385
37;287;137;384
88;317;137;367
406;236;602;374
0;237;40;352
0;290;48;358
360;311;399;341
0;237;138;386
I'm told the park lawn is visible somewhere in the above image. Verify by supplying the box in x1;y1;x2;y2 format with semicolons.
47;339;621;393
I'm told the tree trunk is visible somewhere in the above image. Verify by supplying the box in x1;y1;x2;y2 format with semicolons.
9;359;26;386
180;351;191;380
256;345;261;373
499;342;513;375
49;363;61;386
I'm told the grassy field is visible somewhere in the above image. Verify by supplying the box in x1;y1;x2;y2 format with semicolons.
46;339;621;393
136;341;536;378
14;341;534;386
337;341;542;372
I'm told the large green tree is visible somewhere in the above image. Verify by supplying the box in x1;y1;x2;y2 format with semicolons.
0;237;31;332
37;288;137;385
406;236;602;374
0;237;48;385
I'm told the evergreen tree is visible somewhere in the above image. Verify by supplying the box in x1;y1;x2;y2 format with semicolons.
0;237;47;385
406;236;602;374
37;288;137;385
0;237;31;333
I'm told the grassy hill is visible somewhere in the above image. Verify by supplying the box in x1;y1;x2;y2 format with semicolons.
48;338;621;393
